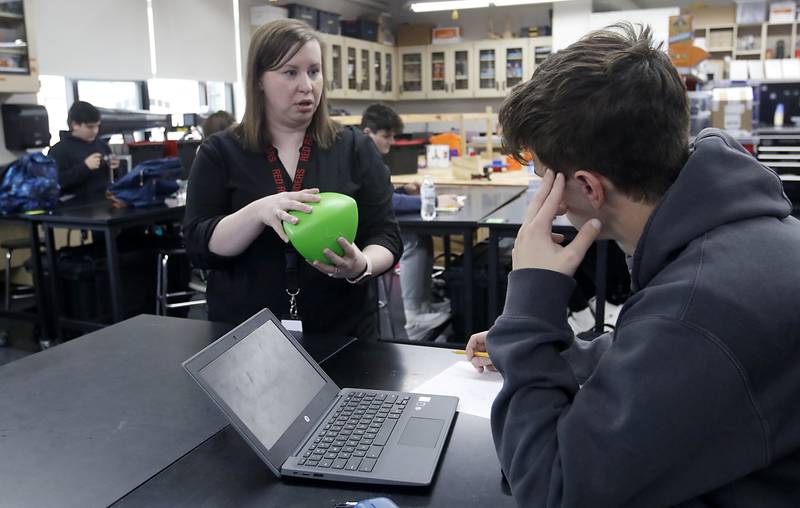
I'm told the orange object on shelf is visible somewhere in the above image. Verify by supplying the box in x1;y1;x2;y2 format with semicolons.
429;132;462;155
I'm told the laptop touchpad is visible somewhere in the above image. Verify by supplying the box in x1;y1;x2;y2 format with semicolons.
398;417;444;448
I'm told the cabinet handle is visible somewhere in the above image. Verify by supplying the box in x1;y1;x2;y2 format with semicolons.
503;80;507;90
495;81;499;90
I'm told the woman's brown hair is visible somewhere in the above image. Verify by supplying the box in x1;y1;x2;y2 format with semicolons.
235;19;339;152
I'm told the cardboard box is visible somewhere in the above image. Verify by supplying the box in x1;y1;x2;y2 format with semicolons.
684;5;736;27
708;28;733;49
432;26;461;44
397;23;434;46
711;87;753;134
769;1;796;22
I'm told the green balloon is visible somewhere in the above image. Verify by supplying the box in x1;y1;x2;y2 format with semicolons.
283;192;359;265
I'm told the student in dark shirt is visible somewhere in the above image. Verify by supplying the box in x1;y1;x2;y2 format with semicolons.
466;23;800;506
360;103;459;340
183;20;402;339
200;110;235;138
48;101;119;198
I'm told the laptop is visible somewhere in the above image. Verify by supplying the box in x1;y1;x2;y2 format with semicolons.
183;308;458;486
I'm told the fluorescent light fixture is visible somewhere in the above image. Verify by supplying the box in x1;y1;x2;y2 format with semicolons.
410;1;490;13
494;0;570;5
410;0;570;11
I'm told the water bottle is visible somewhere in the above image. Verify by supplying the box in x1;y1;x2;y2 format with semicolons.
420;175;437;221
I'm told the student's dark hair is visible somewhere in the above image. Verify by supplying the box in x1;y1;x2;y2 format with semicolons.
360;103;403;134
235;19;339;152
499;23;689;203
67;101;101;127
201;110;236;138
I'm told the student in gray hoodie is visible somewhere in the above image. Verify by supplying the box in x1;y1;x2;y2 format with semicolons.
466;23;800;507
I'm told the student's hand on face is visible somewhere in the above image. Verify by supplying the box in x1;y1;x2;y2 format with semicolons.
256;188;321;243
84;153;102;170
466;330;495;373
403;182;420;195
312;237;368;280
513;170;602;276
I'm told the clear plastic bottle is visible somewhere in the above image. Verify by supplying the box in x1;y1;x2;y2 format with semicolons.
420;175;437;221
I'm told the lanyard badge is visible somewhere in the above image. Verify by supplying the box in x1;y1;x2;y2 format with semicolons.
269;134;314;331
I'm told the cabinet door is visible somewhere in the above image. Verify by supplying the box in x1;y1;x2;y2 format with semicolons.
0;0;38;93
528;37;552;81
427;47;449;98
357;42;372;98
372;47;396;100
474;42;501;98
397;46;428;100
344;43;359;97
450;43;474;99
501;40;528;93
321;34;345;99
383;49;396;98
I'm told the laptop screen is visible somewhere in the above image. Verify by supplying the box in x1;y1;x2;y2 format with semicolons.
198;319;326;450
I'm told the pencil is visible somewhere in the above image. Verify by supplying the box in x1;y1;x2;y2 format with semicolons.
452;350;489;358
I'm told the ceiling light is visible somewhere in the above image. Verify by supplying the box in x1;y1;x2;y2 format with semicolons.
410;0;573;10
410;1;490;13
493;0;570;5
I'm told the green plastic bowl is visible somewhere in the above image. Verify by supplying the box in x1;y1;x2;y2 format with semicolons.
283;192;358;265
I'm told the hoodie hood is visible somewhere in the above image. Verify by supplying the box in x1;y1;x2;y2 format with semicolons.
631;128;791;290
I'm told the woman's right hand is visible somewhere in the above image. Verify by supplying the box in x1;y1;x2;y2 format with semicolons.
255;188;321;243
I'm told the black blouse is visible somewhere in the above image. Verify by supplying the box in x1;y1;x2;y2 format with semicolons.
183;126;402;338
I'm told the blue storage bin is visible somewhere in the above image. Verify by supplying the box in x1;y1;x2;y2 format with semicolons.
286;4;317;28
340;19;378;42
317;9;340;34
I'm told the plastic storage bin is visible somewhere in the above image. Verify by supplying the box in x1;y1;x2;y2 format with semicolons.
340;20;378;42
317;9;340;34
286;4;317;28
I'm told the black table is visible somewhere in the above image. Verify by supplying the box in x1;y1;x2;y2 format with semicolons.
116;340;514;507
480;194;609;332
396;185;524;338
25;198;184;336
0;314;356;508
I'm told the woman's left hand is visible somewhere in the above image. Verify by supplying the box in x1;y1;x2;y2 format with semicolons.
311;237;368;279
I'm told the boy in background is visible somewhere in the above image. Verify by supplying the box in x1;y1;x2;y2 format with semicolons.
49;101;118;199
361;104;459;341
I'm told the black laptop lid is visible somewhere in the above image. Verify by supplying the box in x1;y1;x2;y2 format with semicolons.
183;309;340;476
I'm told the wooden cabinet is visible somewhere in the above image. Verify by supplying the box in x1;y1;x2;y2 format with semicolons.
372;47;395;100
427;43;474;99
0;0;39;94
319;32;553;101
471;39;527;97
397;46;428;100
320;34;346;99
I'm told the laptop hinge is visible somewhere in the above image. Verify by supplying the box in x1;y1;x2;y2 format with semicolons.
290;393;343;458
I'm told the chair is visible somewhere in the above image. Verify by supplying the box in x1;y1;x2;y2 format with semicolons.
2;237;34;310
155;248;206;316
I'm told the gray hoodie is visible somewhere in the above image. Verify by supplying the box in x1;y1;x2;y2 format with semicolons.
488;129;800;507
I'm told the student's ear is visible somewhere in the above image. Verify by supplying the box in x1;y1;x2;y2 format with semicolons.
363;127;373;136
572;170;606;210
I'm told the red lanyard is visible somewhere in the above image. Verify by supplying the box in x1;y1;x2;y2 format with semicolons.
266;134;314;320
267;134;313;193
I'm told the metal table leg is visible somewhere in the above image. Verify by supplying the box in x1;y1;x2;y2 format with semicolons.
104;227;124;322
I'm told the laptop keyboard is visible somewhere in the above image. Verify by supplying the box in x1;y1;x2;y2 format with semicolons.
297;391;410;473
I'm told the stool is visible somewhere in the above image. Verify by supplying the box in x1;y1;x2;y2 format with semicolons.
2;237;33;310
155;248;206;316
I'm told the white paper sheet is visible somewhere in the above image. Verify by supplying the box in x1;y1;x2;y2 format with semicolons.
412;360;503;420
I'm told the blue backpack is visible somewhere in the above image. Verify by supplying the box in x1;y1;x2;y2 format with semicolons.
0;152;60;215
107;157;182;208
